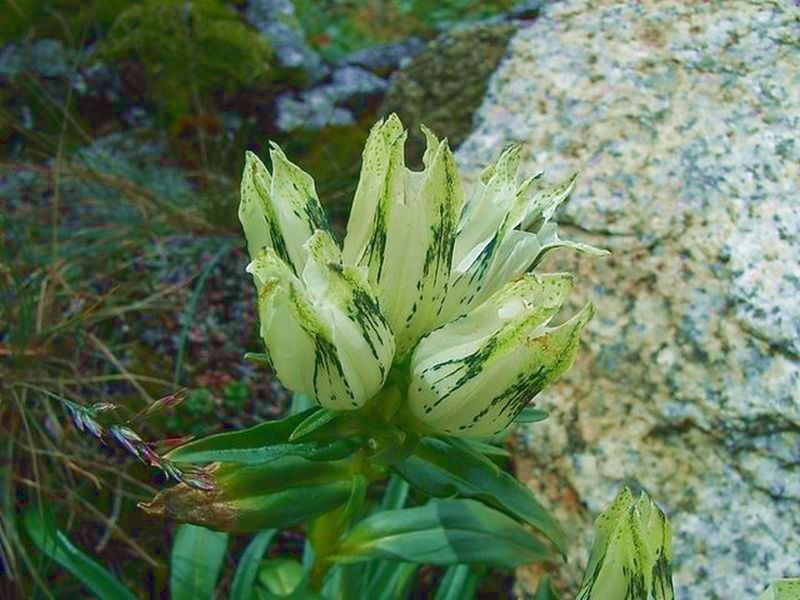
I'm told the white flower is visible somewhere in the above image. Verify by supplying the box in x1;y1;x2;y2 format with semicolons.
239;114;605;434
576;487;674;600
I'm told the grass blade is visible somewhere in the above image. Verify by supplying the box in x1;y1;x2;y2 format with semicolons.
170;524;228;600
230;530;278;600
24;508;137;600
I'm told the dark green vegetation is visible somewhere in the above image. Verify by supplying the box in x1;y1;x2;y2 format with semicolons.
1;1;524;598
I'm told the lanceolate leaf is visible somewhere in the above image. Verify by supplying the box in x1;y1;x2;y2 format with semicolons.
170;524;228;600
24;508;137;600
433;565;482;600
166;410;313;461
334;499;549;567
170;438;357;465
366;562;418;600
393;436;565;555
230;530;278;600
289;408;346;441
516;407;550;423
166;410;360;465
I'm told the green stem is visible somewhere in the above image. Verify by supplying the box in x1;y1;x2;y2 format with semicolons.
307;453;371;590
307;507;344;590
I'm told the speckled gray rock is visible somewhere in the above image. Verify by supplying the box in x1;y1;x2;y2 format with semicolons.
455;1;800;598
275;66;387;131
244;0;328;82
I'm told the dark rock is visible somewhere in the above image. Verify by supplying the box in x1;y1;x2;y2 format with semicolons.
380;21;517;156
338;37;426;76
509;0;545;20
275;66;387;132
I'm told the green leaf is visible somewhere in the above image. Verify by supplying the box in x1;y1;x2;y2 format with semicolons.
516;407;550;423
244;352;272;365
289;408;341;441
465;439;510;459
258;559;305;595
534;574;561;600
380;475;410;510
366;562;418;600
393;436;565;555
166;410;359;465
339;474;368;526
434;565;482;600
175;438;357;465
167;411;312;460
321;563;368;600
334;499;549;567
170;524;229;600
228;480;355;532
362;475;411;589
23;508;137;600
230;530;278;600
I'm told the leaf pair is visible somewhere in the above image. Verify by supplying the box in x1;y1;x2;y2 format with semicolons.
394;436;565;555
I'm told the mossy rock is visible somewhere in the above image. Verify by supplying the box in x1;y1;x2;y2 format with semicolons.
380;21;517;158
99;0;274;123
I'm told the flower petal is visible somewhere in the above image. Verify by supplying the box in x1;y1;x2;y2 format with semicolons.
238;148;330;276
247;233;394;411
378;136;464;356
577;489;674;600
302;230;395;408
409;273;592;437
345;115;464;357
441;158;541;322
342;114;404;272
521;172;579;231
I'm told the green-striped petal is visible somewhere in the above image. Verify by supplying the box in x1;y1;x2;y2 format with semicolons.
344;114;464;357
246;232;394;411
239;147;329;275
442;147;542;321
577;488;674;600
757;580;800;600
409;273;592;437
342;114;404;273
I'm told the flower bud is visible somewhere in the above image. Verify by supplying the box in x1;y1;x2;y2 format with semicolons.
757;580;800;600
239;145;329;275
343;115;465;356
409;273;592;437
139;456;353;532
247;230;394;410
577;487;674;600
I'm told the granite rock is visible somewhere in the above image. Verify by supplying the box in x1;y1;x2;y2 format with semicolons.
455;1;800;598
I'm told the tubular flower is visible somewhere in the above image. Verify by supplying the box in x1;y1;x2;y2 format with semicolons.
577;487;675;600
239;114;606;435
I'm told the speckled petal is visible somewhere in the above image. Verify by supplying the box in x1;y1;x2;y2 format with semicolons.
238;147;329;276
577;488;674;600
342;114;404;271
409;273;591;437
247;232;394;411
377;136;464;356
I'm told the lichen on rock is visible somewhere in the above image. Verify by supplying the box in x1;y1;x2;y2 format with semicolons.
381;21;517;156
